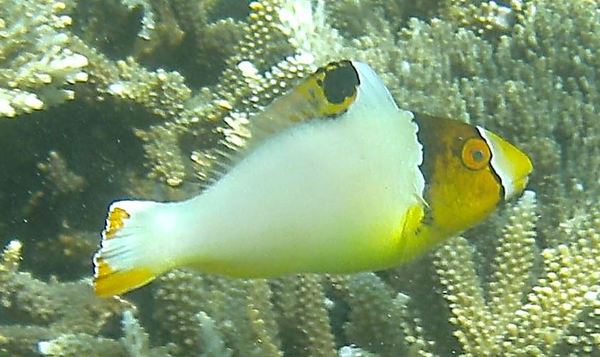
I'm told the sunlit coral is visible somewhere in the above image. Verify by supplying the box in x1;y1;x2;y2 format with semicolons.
0;0;599;356
0;0;88;117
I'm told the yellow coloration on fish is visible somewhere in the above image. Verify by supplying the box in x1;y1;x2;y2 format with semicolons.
94;255;154;298
480;129;533;198
280;61;360;119
93;60;533;297
228;61;361;157
104;207;130;238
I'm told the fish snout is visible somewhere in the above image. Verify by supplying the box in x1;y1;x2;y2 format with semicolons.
479;128;533;200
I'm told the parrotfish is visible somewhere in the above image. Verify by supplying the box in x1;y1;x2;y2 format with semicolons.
93;60;532;297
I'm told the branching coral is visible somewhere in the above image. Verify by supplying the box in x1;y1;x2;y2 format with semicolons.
149;268;435;356
0;0;599;356
435;192;600;355
38;310;172;356
152;271;287;356
328;273;436;356
36;150;86;195
439;0;523;35
0;0;88;118
0;240;130;355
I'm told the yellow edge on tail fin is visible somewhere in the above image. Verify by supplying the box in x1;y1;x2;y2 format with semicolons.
93;257;155;297
93;203;157;297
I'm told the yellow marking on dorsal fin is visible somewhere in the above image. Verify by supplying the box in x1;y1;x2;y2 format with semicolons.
104;207;130;239
200;61;362;187
93;257;155;298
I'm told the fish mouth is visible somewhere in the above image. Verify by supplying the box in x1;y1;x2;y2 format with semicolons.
476;126;533;201
506;175;530;200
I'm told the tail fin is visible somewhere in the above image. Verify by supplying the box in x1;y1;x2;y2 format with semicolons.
93;200;173;297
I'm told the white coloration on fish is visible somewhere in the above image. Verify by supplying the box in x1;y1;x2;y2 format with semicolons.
97;62;423;284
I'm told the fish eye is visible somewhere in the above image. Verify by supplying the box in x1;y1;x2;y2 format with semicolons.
461;138;491;170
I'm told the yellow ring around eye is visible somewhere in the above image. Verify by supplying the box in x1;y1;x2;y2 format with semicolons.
461;138;491;170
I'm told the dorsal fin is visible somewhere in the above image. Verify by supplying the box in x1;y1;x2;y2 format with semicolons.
244;60;361;149
201;60;363;185
201;60;412;188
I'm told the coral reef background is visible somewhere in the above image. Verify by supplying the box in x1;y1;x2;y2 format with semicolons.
1;0;599;356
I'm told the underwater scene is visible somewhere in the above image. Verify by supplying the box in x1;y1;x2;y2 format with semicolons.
1;0;600;356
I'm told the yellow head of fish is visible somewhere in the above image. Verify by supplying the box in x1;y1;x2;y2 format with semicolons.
412;114;532;245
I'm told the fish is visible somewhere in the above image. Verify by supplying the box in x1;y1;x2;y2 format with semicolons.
93;60;533;297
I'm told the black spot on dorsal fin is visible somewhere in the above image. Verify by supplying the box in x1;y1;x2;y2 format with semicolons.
198;60;363;188
322;61;360;105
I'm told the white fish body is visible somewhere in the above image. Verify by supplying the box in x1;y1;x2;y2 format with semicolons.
93;61;532;297
160;66;424;276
